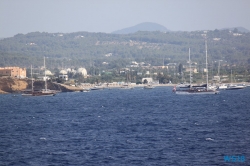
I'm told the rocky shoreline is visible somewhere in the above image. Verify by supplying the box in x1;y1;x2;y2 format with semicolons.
0;77;174;94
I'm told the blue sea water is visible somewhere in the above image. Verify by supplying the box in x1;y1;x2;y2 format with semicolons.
0;86;250;166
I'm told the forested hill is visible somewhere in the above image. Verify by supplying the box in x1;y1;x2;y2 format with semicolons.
0;29;250;69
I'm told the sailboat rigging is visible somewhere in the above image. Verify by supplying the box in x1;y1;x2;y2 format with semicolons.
174;40;219;94
31;57;56;96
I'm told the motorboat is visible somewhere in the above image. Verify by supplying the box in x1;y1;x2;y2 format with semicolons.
144;84;155;89
217;84;227;90
81;88;90;92
90;85;104;90
120;84;134;89
176;83;190;88
226;84;246;90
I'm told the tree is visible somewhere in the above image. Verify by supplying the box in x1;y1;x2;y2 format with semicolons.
178;63;183;75
143;79;148;84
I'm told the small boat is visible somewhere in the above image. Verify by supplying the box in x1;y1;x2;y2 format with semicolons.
80;88;90;92
120;84;134;89
226;84;246;90
90;85;104;90
176;83;190;88
144;84;154;89
217;84;227;90
208;85;217;91
225;70;246;90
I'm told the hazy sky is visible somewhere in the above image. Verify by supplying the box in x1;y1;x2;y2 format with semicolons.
1;0;250;38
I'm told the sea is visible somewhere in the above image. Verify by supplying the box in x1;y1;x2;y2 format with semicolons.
0;86;249;166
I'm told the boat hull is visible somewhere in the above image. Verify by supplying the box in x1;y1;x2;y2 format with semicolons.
175;90;219;95
225;87;245;90
21;93;33;96
32;93;56;96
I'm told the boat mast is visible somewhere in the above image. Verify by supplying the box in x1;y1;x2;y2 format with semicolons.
231;69;233;84
189;48;192;88
218;61;220;76
205;39;208;90
44;56;47;91
31;65;33;92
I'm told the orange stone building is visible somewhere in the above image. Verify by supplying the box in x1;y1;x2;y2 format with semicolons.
0;67;26;78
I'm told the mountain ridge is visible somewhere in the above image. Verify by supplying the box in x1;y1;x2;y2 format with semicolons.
111;22;249;34
112;22;170;34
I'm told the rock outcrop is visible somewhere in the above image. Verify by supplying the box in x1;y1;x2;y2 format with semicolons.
0;77;28;93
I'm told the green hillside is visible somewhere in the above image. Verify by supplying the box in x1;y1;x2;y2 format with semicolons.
0;29;250;69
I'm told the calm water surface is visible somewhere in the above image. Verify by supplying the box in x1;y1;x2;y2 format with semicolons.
0;87;250;165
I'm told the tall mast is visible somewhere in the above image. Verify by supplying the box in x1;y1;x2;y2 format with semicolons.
44;56;47;91
205;39;208;89
218;60;220;76
231;69;233;83
31;65;33;92
189;48;192;87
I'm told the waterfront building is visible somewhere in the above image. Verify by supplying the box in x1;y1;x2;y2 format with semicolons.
0;67;26;78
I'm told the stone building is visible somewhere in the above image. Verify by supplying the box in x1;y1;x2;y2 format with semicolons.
0;67;26;78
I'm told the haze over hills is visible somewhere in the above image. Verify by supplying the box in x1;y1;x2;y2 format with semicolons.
112;22;170;34
220;27;250;33
111;22;249;34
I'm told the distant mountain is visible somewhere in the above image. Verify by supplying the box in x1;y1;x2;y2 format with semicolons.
112;22;170;34
220;27;249;33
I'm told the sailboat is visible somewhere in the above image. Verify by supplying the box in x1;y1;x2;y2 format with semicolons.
120;69;134;89
174;41;219;95
32;57;56;96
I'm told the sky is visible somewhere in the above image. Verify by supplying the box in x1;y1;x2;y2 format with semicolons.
0;0;250;38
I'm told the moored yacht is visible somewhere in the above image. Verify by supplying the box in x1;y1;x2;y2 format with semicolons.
217;84;227;90
174;42;219;95
144;84;154;89
91;85;104;90
226;84;246;90
120;84;134;89
31;57;56;96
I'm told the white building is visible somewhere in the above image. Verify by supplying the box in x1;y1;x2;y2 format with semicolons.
59;75;68;81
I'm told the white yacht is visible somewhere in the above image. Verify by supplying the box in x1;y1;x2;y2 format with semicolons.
217;84;227;90
144;84;155;89
226;84;246;90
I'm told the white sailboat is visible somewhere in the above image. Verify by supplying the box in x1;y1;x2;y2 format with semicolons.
174;40;219;95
